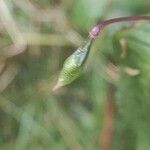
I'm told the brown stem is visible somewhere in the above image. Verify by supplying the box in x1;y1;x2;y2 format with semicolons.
99;16;150;27
100;83;116;150
89;15;150;38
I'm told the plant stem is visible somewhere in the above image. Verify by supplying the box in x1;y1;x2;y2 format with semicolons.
89;15;150;38
100;83;115;150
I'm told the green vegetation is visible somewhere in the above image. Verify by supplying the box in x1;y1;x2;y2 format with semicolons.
0;0;149;150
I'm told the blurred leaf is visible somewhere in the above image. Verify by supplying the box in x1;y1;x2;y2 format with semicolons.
112;22;150;150
71;0;108;30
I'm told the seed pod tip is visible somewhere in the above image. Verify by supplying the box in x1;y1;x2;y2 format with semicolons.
52;83;62;92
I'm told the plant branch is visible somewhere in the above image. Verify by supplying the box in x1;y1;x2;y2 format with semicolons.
100;83;116;150
0;0;26;44
0;0;27;60
89;15;150;38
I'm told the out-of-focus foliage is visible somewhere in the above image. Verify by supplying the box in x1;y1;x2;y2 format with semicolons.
0;0;149;150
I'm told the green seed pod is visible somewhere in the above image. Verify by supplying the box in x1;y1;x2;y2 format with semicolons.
53;38;93;90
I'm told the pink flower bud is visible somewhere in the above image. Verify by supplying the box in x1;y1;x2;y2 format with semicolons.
89;25;100;38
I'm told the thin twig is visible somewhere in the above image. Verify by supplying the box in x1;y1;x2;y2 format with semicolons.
100;83;115;150
0;0;27;59
23;33;79;46
89;15;150;38
0;0;26;44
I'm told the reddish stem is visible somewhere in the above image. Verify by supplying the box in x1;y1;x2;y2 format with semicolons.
100;83;115;150
89;15;150;38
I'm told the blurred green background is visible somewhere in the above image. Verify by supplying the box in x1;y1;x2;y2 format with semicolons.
0;0;150;150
